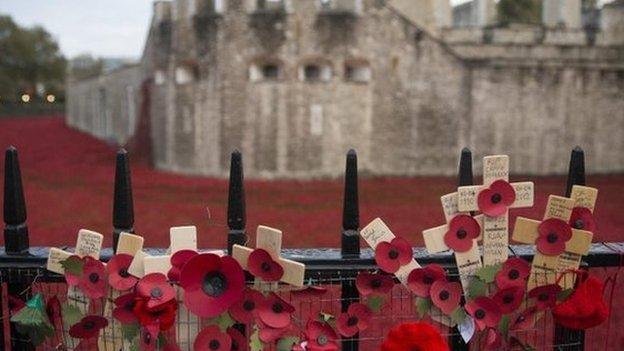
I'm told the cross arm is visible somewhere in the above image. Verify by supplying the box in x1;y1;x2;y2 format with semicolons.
232;244;305;287
457;182;534;212
512;217;540;245
566;229;593;255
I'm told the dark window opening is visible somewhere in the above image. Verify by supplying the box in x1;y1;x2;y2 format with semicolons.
262;64;279;79
304;65;321;81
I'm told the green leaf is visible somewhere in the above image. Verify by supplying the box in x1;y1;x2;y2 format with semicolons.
11;294;55;347
415;297;432;318
121;323;140;342
498;314;510;337
318;311;334;323
475;264;502;284
60;257;84;277
557;288;574;302
366;296;384;312
450;307;467;324
277;336;300;351
467;277;487;299
250;325;264;351
209;311;236;332
61;303;84;327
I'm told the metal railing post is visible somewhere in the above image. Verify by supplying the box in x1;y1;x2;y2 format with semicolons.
112;149;135;252
227;150;247;255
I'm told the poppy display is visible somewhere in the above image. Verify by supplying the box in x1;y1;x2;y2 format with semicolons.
227;327;248;351
305;320;339;351
179;253;245;318
137;273;176;309
528;284;561;310
133;298;178;331
229;288;264;324
509;307;539;331
257;319;290;343
407;264;446;297
495;257;530;290
465;297;502;331
257;292;295;329
374;237;413;273
536;218;572;256
336;303;372;337
78;256;107;299
291;285;328;298
477;180;516;217
68;315;109;339
112;292;138;324
492;286;524;314
140;323;160;351
248;248;284;282
444;215;480;252
168;249;198;282
569;207;596;232
429;280;461;315
380;322;449;351
107;253;138;291
194;325;232;351
355;272;394;296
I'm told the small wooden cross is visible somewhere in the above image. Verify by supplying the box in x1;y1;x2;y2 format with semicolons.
423;192;484;294
512;185;597;290
232;225;306;287
457;155;534;266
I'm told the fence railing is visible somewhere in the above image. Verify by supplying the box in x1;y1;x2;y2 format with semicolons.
1;145;622;350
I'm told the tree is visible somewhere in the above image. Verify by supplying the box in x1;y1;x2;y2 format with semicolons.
0;15;66;102
498;0;542;25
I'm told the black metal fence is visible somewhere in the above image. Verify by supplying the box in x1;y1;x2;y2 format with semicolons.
1;145;622;350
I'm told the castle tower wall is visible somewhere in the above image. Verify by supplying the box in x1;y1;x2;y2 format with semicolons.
543;0;582;28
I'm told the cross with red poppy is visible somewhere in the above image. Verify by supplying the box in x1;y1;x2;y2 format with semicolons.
457;155;534;266
423;192;484;294
232;225;306;287
512;185;597;290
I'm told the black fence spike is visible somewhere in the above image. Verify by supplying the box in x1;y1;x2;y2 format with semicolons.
565;146;586;197
3;146;30;254
458;147;474;187
112;149;135;252
341;149;360;258
227;150;246;255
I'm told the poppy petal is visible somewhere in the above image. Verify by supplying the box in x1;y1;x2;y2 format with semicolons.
430;280;461;315
570;207;596;232
355;273;394;296
194;325;231;351
258;292;294;329
248;248;284;282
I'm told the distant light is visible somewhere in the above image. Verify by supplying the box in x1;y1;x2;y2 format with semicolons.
46;94;56;103
21;94;30;103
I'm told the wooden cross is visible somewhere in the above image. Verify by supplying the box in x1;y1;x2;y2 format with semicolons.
423;192;484;294
457;155;534;266
512;185;597;290
232;225;305;288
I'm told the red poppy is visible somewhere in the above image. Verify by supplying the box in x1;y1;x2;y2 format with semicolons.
355;272;394;296
528;284;561;310
509;306;539;331
134;298;178;331
63;255;83;286
336;303;372;337
113;292;138;324
465;297;502;331
69;315;109;339
168;249;198;282
46;296;62;325
291;285;328;298
374;237;413;273
229;288;264;324
248;248;284;282
140;323;160;351
257;319;290;343
569;207;596;232
194;325;232;351
107;253;138;291
536;218;572;256
495;257;530;290
227;327;248;351
477;180;516;217
380;322;449;351
407;264;446;297
484;328;503;351
305;320;339;351
180;253;245;318
137;273;176;309
492;286;524;314
78;256;107;299
430;280;461;315
444;215;480;252
258;292;295;329
8;295;25;315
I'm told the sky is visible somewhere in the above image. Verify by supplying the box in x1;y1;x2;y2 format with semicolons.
0;0;614;59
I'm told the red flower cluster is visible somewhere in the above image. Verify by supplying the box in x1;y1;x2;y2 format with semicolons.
69;316;108;339
495;257;530;290
336;303;372;337
305;320;339;351
465;297;502;331
407;264;446;298
380;322;449;351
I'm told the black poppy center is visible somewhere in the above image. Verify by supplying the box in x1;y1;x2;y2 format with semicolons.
202;272;227;297
508;269;520;280
144;332;151;344
491;193;502;204
347;316;359;326
119;268;130;278
439;290;450;301
272;302;284;314
515;315;526;324
456;228;467;239
261;262;272;272
547;232;558;244
209;339;220;350
243;300;255;311
423;274;434;285
371;279;382;288
388;249;399;259
538;293;549;301
474;309;486;319
151;287;163;298
317;334;328;346
232;341;239;350
573;219;585;229
83;321;95;330
89;272;100;283
124;300;135;310
503;294;514;304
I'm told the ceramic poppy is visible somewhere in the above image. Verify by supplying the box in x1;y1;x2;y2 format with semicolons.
248;248;284;282
305;320;339;351
477;180;516;217
407;264;446;297
168;249;198;282
112;292;138;324
495;257;530;290
194;325;232;351
430;280;461;315
509;306;538;331
569;207;596;232
291;285;328;298
258;292;295;329
180;253;245;318
229;288;264;324
492;286;524;314
134;298;178;331
355;272;394;296
465;297;502;331
374;237;413;273
528;284;561;310
336;303;372;337
107;253;138;291
137;273;176;309
380;322;449;351
78;256;107;299
227;327;248;351
140;323;160;351
536;218;572;256
444;215;480;252
69;315;109;339
63;255;83;286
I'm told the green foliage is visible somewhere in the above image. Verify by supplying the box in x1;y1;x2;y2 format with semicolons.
10;293;55;346
121;323;140;341
318;311;334;323
250;325;264;351
498;0;542;25
415;297;432;318
366;296;384;312
60;257;84;277
476;264;502;284
277;336;300;351
467;277;488;299
450;307;468;325
557;288;574;302
208;311;236;332
61;303;84;326
499;314;510;337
